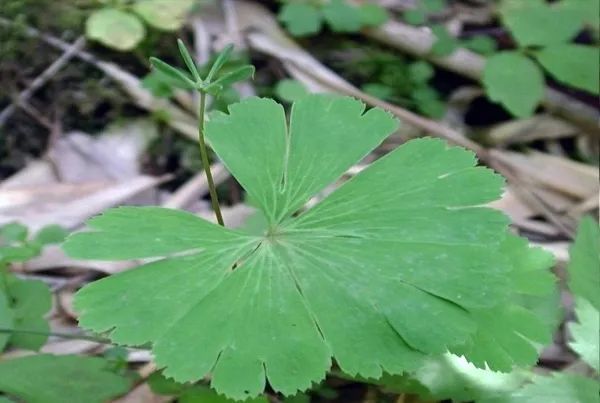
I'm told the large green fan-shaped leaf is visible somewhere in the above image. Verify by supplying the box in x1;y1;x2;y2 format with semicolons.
451;236;558;371
64;95;514;399
0;354;131;403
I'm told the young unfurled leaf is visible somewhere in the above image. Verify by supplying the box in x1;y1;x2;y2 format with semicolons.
206;44;235;83
149;57;195;90
205;65;255;95
0;354;131;403
177;38;201;82
451;236;558;371
278;3;323;37
86;8;145;51
65;95;516;399
535;45;600;95
501;1;583;47
483;52;544;118
133;0;194;31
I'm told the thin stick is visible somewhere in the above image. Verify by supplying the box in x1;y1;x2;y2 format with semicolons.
0;327;115;345
0;36;85;128
197;92;225;226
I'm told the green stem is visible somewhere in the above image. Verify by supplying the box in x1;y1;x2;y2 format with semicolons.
197;92;225;226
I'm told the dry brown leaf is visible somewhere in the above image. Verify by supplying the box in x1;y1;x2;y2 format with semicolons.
486;115;579;146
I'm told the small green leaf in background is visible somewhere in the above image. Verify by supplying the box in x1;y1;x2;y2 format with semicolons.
322;0;363;32
567;216;600;310
133;0;194;31
0;274;52;351
430;25;459;56
0;245;39;263
568;297;599;372
86;8;145;51
142;71;176;98
411;86;445;119
358;4;388;27
2;275;52;350
483;52;544;118
0;223;27;243
408;61;435;84
275;79;310;103
278;3;323;37
501;1;583;47
481;373;599;403
535;44;600;95
403;9;426;25
362;83;395;101
0;354;131;403
403;0;445;25
33;224;68;247
423;0;446;13
463;35;497;55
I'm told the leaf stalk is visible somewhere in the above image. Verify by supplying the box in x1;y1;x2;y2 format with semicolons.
197;92;225;226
